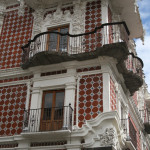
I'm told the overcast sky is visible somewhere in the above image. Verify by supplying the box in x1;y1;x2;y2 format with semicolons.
136;0;150;92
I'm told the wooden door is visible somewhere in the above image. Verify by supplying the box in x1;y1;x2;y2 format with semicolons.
40;90;65;131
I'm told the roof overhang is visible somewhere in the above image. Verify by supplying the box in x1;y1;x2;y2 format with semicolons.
111;0;144;40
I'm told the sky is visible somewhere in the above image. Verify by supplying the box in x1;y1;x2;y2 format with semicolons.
136;0;150;92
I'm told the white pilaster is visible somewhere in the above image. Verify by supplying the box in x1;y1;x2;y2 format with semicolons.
101;0;109;24
0;3;5;34
17;140;30;150
30;87;41;109
102;72;110;112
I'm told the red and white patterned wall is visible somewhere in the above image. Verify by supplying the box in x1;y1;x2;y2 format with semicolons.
110;78;117;110
78;73;103;127
0;6;33;69
0;84;27;136
132;92;138;106
129;115;141;150
84;0;102;52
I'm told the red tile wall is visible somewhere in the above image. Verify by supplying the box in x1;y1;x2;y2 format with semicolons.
129;115;141;150
31;141;67;147
0;143;18;148
77;66;101;73
0;84;27;136
41;70;67;77
78;74;103;127
110;78;117;110
0;7;33;69
0;75;33;83
132;92;138;106
85;0;102;52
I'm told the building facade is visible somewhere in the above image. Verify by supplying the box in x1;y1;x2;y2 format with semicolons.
0;0;150;149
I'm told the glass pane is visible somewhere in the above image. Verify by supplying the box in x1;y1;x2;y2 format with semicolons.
54;91;64;120
48;30;58;51
44;93;53;108
59;28;68;52
43;93;53;120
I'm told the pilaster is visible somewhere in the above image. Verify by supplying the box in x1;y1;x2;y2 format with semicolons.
102;72;111;112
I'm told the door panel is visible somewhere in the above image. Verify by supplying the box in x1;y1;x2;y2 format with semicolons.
40;90;65;131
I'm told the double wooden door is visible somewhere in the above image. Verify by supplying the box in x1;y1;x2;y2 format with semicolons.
40;90;65;131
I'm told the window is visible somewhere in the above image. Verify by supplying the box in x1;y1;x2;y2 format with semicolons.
47;25;69;52
40;90;65;131
129;118;137;149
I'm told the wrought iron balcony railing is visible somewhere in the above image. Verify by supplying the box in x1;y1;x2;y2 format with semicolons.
121;118;128;135
22;22;130;64
23;105;73;133
125;53;143;78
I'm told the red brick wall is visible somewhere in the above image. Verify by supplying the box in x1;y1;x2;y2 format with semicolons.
78;74;103;127
0;84;27;136
110;78;117;110
85;0;102;52
0;7;33;69
129;115;141;150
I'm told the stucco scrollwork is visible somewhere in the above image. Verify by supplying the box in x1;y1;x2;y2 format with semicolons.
99;128;116;147
71;1;86;34
43;4;71;28
32;7;44;37
42;1;85;35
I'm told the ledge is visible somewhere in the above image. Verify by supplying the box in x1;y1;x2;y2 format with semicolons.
21;42;143;95
21;42;128;69
21;129;71;140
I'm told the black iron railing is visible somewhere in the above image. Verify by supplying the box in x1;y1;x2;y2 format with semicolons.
125;53;143;78
22;22;130;63
121;118;128;135
23;105;73;132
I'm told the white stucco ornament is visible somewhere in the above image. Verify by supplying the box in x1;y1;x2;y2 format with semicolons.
17;0;25;16
99;128;116;146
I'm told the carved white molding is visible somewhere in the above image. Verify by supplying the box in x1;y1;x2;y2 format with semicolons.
17;0;25;16
71;1;86;34
99;128;116;147
41;1;86;35
24;0;73;9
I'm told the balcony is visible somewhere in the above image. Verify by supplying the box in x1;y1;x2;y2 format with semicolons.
118;53;143;95
139;109;150;134
21;21;129;69
22;105;73;134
